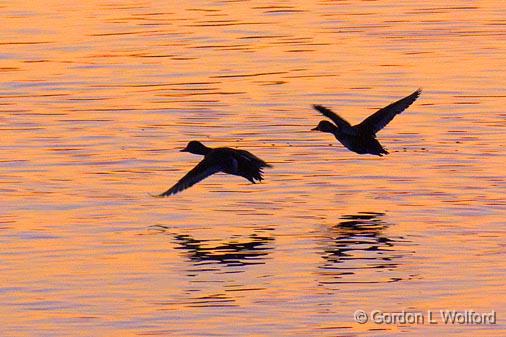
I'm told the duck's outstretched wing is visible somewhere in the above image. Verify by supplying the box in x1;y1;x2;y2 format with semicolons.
157;157;223;197
356;89;421;135
313;104;354;133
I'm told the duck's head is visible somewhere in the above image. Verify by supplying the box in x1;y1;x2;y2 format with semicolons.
180;141;210;155
311;120;337;133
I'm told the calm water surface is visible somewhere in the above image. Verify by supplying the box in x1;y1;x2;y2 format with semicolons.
1;1;505;336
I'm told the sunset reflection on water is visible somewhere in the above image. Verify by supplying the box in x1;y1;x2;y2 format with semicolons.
1;1;505;336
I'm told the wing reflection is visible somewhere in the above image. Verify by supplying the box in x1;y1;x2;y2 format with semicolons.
172;233;274;267
318;212;415;285
147;225;274;268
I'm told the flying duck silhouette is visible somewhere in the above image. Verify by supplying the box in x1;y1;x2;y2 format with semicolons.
157;141;272;197
311;89;422;156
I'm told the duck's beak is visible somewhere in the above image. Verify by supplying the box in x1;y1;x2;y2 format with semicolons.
180;147;189;152
311;126;319;131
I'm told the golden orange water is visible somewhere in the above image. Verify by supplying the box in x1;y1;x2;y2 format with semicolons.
1;1;505;336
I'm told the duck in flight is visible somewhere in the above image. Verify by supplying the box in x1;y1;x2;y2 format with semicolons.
311;89;422;156
157;141;272;197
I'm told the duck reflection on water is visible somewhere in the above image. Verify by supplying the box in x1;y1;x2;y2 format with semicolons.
148;225;274;268
172;233;274;267
318;212;416;285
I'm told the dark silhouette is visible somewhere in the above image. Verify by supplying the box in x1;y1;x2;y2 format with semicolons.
312;89;422;156
157;141;272;197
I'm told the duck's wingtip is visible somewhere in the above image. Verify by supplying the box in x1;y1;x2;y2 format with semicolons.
148;192;167;198
313;104;327;111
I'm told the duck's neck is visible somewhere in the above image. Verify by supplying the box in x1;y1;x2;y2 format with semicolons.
325;124;339;134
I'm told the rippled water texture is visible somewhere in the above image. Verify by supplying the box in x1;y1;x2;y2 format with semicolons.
1;1;505;336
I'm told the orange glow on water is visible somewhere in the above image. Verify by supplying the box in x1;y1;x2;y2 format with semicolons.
1;1;505;336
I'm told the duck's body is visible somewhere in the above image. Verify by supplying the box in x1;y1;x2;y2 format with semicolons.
336;130;388;156
158;141;271;197
201;147;270;183
312;89;421;156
